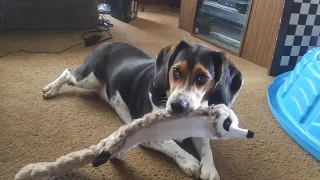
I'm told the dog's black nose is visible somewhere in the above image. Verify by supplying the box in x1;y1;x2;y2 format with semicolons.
170;100;188;113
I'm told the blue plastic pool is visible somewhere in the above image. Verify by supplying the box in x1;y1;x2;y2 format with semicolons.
267;47;320;161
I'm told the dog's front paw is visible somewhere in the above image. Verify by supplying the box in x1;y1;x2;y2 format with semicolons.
176;155;201;178
200;162;220;180
42;83;61;99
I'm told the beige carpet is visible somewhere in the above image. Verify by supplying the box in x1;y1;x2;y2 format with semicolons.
0;5;319;180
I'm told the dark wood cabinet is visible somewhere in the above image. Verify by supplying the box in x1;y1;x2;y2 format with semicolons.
241;0;285;68
179;0;285;69
178;0;198;33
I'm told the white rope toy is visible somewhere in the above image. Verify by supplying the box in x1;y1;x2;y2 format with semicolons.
14;104;254;180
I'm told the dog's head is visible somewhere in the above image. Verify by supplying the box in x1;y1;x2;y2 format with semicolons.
152;40;243;113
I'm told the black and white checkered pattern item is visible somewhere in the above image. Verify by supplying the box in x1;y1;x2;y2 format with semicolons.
280;0;320;66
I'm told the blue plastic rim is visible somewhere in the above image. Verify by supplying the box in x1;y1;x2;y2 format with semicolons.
267;47;320;162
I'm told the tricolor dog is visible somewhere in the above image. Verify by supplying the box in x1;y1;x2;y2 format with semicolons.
43;40;245;180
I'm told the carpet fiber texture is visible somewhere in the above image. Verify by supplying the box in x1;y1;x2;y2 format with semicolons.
0;5;319;180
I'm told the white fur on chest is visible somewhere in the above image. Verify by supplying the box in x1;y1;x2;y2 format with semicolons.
100;88;132;124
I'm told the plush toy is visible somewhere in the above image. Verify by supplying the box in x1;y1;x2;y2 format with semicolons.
14;104;254;180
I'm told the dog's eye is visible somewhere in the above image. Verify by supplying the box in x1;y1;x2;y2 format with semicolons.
173;68;180;80
195;75;208;86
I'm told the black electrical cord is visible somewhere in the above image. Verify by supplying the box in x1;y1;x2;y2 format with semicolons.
0;20;113;59
0;42;85;58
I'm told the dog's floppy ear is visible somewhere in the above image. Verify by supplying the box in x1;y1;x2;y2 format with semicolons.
153;40;189;91
208;52;243;107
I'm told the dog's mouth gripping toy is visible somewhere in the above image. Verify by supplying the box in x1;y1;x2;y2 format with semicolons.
14;104;254;180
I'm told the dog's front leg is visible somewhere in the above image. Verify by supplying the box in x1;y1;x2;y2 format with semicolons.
192;137;220;180
141;140;201;178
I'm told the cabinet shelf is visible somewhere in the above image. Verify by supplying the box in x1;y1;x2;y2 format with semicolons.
202;1;246;26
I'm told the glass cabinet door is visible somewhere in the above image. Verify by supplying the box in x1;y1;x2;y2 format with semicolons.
193;0;251;53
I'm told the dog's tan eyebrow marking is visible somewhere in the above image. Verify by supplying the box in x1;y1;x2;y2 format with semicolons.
190;63;215;95
191;64;212;78
172;60;188;72
169;60;189;94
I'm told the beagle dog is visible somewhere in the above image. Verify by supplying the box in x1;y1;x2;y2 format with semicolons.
42;40;243;180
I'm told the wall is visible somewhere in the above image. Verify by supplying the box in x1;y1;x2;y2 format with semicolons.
269;0;320;76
